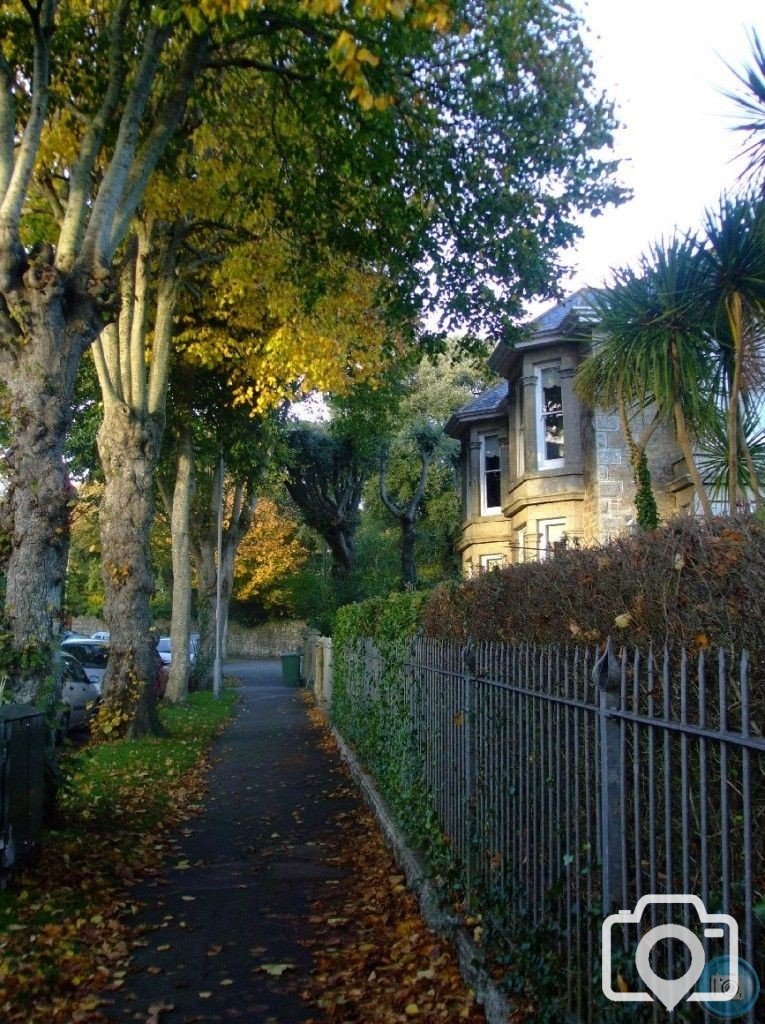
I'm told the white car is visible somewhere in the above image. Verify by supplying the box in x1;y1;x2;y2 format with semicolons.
157;636;199;666
60;638;109;690
91;631;110;641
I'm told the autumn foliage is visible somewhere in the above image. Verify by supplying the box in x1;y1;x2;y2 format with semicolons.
234;499;310;610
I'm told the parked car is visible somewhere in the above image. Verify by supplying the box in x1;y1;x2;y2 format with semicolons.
57;652;100;735
61;629;86;640
90;631;110;641
157;635;200;667
60;638;109;690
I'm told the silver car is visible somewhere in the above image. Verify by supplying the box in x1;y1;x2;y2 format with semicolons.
60;638;109;690
58;652;100;732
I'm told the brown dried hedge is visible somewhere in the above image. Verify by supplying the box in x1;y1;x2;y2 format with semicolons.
422;516;765;664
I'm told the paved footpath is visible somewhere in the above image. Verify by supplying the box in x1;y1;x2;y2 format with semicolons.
108;659;361;1024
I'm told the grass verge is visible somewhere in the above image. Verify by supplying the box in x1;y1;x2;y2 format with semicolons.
0;690;236;1023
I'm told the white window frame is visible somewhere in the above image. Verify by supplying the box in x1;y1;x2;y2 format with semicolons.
538;518;567;559
536;362;565;470
479;553;505;573
515;389;525;477
480;433;502;515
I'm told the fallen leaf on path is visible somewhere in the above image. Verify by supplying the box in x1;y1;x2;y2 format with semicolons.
259;963;295;977
146;1001;174;1024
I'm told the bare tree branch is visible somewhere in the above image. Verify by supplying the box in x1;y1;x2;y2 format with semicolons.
147;221;182;419
109;31;210;257
37;171;65;222
130;217;154;413
57;0;131;270
0;0;55;234
92;333;121;408
204;57;311;83
378;455;402;518
78;22;171;272
0;54;15;201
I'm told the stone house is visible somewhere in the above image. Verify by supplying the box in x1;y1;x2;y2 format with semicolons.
445;290;695;575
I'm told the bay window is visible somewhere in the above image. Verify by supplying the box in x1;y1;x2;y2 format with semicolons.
480;434;502;514
537;363;564;469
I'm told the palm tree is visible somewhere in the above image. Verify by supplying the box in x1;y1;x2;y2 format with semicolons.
701;194;765;511
724;30;765;188
576;235;717;518
695;400;765;509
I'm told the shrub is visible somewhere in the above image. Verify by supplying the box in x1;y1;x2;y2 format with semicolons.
423;516;765;658
331;591;442;858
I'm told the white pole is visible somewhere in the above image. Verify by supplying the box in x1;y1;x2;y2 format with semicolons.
213;455;224;700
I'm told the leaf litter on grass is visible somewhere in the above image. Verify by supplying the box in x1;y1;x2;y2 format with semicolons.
0;693;236;1023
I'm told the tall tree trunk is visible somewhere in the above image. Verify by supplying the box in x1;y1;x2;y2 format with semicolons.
401;516;417;589
725;292;743;514
673;399;714;519
1;256;106;700
91;221;179;735
192;538;217;689
616;392;659;530
326;526;356;575
739;416;764;511
670;338;713;519
379;447;432;591
220;541;236;659
165;429;194;704
191;469;258;684
97;403;164;736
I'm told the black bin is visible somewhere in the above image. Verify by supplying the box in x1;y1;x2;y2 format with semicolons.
0;704;45;884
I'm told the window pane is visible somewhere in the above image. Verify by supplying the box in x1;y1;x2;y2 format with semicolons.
482;435;501;510
544;412;564;460
541;366;561;407
484;435;499;468
540;366;564;463
485;469;501;509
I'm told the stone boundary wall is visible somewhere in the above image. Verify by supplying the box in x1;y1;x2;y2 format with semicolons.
72;616;308;658
226;620;308;658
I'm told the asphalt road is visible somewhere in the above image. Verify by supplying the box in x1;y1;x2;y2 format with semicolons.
106;659;358;1024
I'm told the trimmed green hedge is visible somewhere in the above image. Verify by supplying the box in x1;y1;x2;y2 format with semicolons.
331;592;448;862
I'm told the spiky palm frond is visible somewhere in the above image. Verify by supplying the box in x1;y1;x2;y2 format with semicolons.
723;30;765;186
579;234;717;434
696;400;765;498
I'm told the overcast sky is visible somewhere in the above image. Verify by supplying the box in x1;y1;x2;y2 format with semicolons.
558;0;763;294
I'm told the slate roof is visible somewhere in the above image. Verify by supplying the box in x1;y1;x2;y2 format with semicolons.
530;287;598;333
445;381;508;436
446;289;598;437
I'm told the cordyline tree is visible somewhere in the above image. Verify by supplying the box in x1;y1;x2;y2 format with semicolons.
2;0;625;704
576;195;765;523
725;29;765;189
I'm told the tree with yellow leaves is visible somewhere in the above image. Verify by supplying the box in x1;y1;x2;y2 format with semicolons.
234;499;310;612
3;0;626;706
